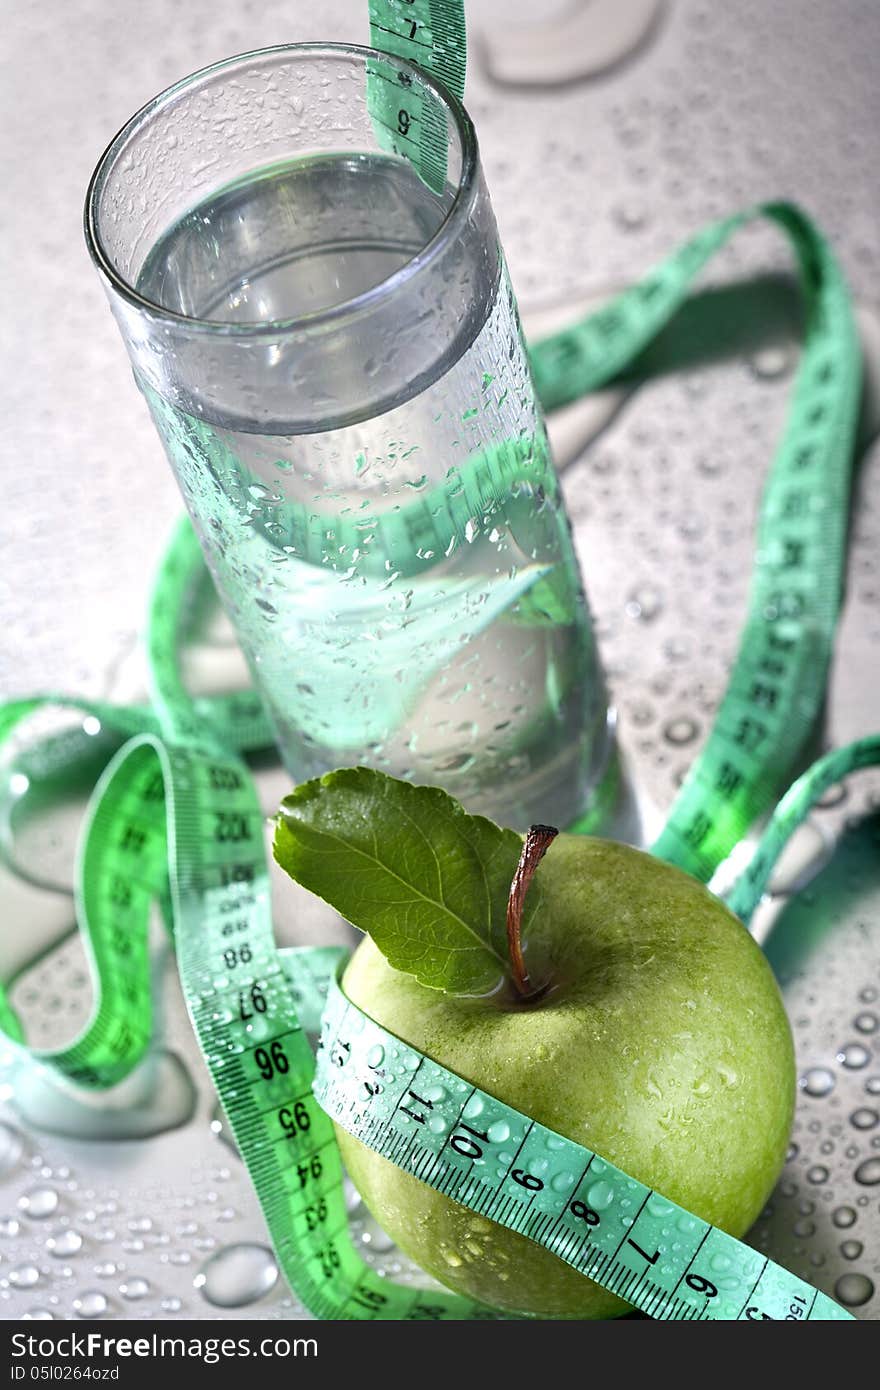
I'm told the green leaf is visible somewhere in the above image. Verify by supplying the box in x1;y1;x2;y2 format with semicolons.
273;768;534;995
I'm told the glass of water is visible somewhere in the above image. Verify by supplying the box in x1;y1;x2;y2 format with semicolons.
85;43;611;830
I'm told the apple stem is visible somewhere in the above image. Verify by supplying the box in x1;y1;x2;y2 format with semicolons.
506;824;559;999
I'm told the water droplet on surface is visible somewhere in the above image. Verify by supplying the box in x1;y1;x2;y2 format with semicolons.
834;1272;874;1307
161;1297;182;1313
840;1240;863;1260
358;1217;394;1253
839;1044;871;1070
462;1095;484;1120
23;1309;54;1320
806;1165;829;1184
9;1264;40;1288
0;1217;20;1236
551;1171;575;1193
119;1277;150;1300
625;585;662;621
0;1122;24;1178
427;1114;448;1135
487;1121;510;1145
663;716;704;754
366;1044;385;1068
866;1076;880;1095
73;1291;108;1319
613;201;648;231
799;1067;836;1097
816;782;847;809
854;1157;880;1185
750;347;791;380
46;1229;82;1257
646;1195;674;1219
586;1180;615;1211
18;1186;59;1218
850;1108;878;1130
832;1205;857;1228
854;1012;878;1034
193;1243;278;1308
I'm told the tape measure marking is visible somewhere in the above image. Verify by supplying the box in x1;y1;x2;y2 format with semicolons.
0;0;870;1321
314;970;851;1321
367;1;467;193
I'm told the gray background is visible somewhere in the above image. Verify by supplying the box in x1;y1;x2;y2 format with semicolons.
1;0;879;1322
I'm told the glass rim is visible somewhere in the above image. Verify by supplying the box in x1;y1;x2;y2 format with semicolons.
84;41;479;338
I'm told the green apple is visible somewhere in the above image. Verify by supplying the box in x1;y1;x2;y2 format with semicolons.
336;834;795;1319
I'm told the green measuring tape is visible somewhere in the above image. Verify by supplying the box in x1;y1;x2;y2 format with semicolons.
0;0;874;1320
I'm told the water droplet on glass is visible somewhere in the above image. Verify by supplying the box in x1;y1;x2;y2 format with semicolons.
18;1187;59;1219
161;1297;182;1313
806;1165;829;1184
834;1272;874;1307
23;1309;54;1320
9;1265;40;1288
866;1076;880;1095
838;1044;871;1070
193;1243;278;1308
853;1157;880;1186
46;1230;82;1257
0;1217;20;1236
799;1067;835;1097
73;1291;107;1319
854;1012;878;1035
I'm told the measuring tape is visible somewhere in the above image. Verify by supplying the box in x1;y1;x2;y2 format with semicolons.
0;0;874;1319
366;0;467;192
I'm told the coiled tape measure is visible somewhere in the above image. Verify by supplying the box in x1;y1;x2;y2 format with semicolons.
1;0;875;1320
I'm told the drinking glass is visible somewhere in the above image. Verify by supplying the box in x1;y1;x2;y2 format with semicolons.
85;43;611;830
